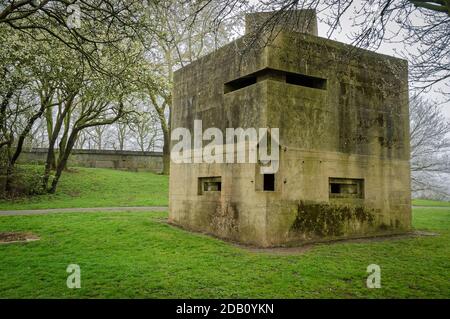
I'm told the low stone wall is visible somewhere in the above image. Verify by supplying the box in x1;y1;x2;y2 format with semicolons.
18;148;163;173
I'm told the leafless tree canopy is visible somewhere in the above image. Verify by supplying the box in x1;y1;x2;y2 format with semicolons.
1;0;449;197
200;0;449;97
410;94;450;197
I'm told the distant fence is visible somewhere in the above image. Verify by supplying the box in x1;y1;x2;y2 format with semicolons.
18;148;163;173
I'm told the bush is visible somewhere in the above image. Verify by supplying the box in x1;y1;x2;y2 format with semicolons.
0;165;45;198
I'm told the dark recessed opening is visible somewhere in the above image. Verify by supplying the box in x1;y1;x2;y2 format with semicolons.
263;174;275;191
204;181;221;192
224;68;327;94
198;177;222;195
329;178;364;199
330;183;341;194
286;72;327;90
224;76;257;93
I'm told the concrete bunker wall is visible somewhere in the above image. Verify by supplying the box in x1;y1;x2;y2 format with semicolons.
169;30;411;247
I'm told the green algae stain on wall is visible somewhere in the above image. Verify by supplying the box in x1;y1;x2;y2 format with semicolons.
290;201;376;237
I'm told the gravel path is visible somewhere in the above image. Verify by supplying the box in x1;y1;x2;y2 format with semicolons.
1;205;447;217
0;206;168;216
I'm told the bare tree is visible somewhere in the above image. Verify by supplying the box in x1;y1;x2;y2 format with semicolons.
111;121;129;151
73;130;87;149
410;94;450;197
47;95;129;193
1;82;56;192
139;0;239;174
129;107;162;152
203;1;449;98
87;125;109;150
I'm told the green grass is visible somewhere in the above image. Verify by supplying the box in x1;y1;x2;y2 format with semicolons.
0;167;169;210
0;208;448;298
412;199;450;207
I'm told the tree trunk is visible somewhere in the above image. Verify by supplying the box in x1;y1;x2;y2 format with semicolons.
0;89;13;137
45;106;56;170
4;138;14;192
43;98;72;190
42;145;56;191
4;163;14;193
162;128;170;175
5;101;47;192
57;109;71;171
49;129;78;194
43;115;64;190
149;93;171;175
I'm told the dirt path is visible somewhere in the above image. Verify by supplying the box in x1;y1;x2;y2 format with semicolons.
1;205;447;217
0;206;168;216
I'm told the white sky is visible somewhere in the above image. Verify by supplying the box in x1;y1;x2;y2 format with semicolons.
311;3;450;118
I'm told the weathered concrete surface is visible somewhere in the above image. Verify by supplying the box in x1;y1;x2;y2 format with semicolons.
18;148;163;173
169;10;411;247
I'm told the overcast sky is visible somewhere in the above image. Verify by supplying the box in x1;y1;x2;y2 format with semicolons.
311;3;450;118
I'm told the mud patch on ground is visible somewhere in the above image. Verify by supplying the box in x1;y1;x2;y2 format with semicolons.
235;231;438;255
341;230;438;243
236;243;315;255
0;232;40;244
68;191;81;197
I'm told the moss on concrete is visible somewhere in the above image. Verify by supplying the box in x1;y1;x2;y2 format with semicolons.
290;201;376;237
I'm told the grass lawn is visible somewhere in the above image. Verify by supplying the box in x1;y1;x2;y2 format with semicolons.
412;199;450;207
0;207;448;298
0;167;169;210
